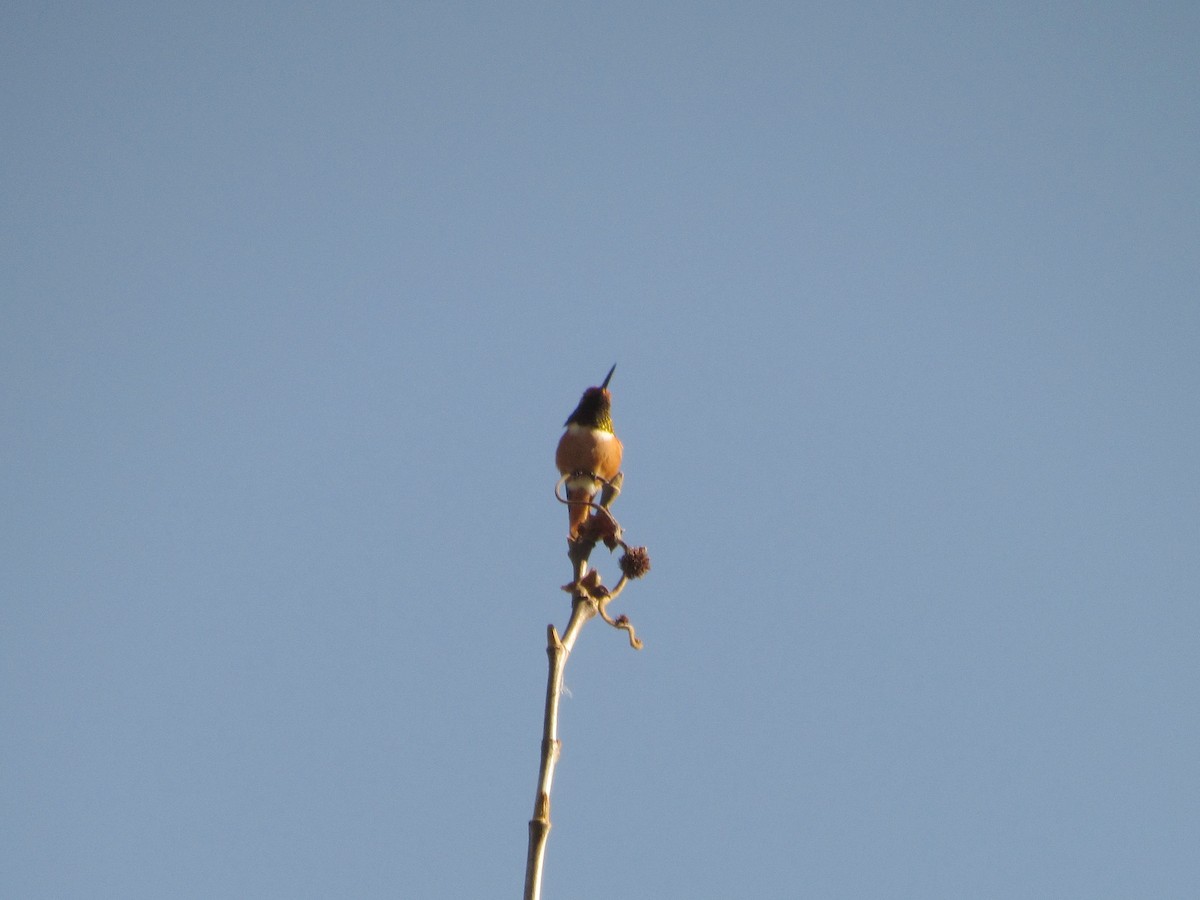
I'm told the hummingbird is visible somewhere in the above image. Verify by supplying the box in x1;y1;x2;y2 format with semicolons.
556;364;623;540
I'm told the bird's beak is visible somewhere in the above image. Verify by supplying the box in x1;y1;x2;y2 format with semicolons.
600;363;616;390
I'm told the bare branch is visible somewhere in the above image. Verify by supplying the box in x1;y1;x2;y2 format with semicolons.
524;474;650;900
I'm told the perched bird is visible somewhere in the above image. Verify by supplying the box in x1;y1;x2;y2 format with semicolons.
555;364;623;540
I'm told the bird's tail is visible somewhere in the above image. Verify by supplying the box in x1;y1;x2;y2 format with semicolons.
566;486;594;539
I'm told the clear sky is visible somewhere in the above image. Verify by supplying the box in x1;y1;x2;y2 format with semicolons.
3;3;1198;897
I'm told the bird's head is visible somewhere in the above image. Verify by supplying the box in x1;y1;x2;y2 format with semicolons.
564;364;616;431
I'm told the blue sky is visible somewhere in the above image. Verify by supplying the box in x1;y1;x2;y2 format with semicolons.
3;3;1198;897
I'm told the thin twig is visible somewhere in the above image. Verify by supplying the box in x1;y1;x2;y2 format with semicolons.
523;596;596;900
524;475;647;900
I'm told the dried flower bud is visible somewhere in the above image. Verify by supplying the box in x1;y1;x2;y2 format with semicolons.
618;546;651;579
580;569;603;591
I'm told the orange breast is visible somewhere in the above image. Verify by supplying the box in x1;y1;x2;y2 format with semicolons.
556;426;623;481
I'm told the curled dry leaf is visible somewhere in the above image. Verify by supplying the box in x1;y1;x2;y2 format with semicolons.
579;512;619;547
